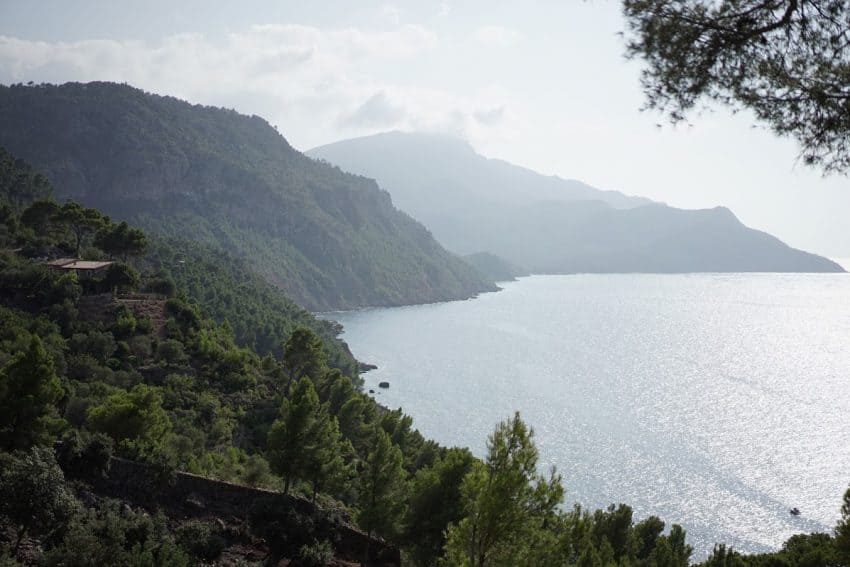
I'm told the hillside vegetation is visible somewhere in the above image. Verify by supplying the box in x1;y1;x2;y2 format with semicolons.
0;83;495;311
2;149;849;567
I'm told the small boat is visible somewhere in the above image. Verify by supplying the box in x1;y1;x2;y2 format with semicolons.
790;507;801;516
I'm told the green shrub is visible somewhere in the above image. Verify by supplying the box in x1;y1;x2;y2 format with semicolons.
156;339;187;365
55;430;113;480
296;540;333;567
175;519;226;561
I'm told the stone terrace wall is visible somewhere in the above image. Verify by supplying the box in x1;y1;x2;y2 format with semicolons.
93;457;400;566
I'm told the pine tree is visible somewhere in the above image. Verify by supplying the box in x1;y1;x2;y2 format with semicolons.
52;201;105;257
266;377;321;494
442;412;564;567
836;486;850;563
282;327;327;390
357;426;406;562
0;336;62;450
302;406;353;503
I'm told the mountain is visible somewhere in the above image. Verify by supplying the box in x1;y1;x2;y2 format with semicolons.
462;252;527;282
0;83;496;310
309;132;843;273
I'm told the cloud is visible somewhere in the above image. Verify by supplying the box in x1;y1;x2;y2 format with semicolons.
382;4;401;25
474;105;505;125
0;24;513;150
472;26;522;47
339;91;406;128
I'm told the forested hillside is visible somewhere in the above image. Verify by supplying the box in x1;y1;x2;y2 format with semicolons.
1;149;849;566
0;83;495;311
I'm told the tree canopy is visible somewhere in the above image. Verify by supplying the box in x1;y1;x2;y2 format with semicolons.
623;0;850;172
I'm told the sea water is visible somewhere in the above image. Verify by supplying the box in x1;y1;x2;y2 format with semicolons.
327;274;850;557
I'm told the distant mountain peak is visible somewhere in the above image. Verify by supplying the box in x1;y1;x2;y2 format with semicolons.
309;131;653;212
0;82;497;310
308;132;842;274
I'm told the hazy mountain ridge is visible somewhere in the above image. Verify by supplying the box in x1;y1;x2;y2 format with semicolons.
462;252;528;282
309;132;843;274
0;83;496;310
309;131;651;213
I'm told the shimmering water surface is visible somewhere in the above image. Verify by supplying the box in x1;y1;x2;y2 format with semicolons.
326;274;850;557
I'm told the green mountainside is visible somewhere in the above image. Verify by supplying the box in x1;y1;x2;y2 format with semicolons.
0;83;495;311
309;132;844;274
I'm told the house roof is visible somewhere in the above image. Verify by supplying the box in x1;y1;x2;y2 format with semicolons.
46;258;113;270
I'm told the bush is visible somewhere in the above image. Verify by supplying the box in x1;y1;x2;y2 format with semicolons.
63;396;94;428
249;500;315;561
86;384;171;447
242;454;272;488
68;331;117;362
112;310;137;339
175;519;226;561
55;430;113;480
147;277;176;298
101;262;140;294
135;316;153;335
296;540;333;567
0;447;77;552
156;339;187;366
128;335;152;360
66;353;112;382
44;501;190;567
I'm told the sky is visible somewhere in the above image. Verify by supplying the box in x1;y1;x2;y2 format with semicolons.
1;0;849;258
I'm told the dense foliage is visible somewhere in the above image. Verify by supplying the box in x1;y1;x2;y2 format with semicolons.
0;82;495;311
1;150;848;567
622;0;850;172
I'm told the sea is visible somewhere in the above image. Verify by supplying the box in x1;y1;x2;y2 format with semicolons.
324;273;850;558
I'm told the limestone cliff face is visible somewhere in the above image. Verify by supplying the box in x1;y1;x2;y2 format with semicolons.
0;82;496;310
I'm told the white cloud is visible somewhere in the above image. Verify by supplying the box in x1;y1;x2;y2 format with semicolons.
382;4;402;25
472;25;522;47
339;91;406;128
0;24;515;150
474;105;505;125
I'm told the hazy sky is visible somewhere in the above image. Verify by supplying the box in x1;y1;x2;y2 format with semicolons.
1;0;849;257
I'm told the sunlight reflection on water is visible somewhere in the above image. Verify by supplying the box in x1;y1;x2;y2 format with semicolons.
326;274;850;558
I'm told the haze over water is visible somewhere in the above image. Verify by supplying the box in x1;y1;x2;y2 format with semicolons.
328;274;850;558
